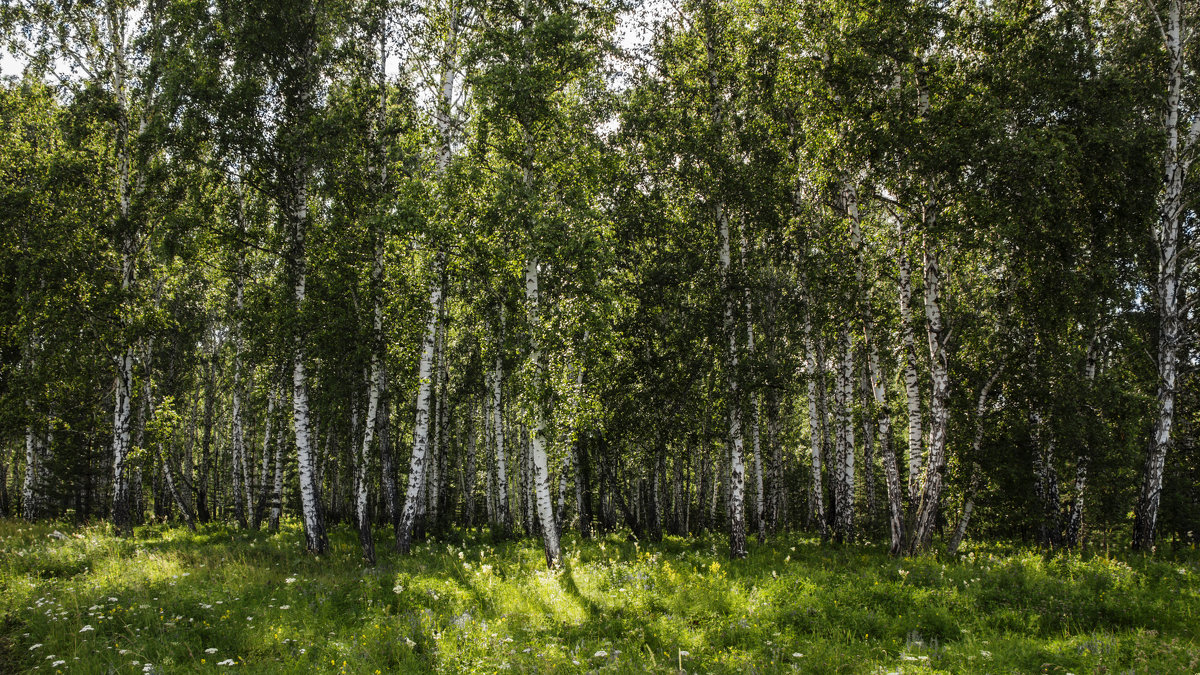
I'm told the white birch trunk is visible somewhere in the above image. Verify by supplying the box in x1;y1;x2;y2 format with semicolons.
804;321;827;538
22;425;41;522
910;234;951;553
896;226;924;506
718;203;747;558
867;327;904;554
397;255;444;553
833;328;856;542
289;164;327;554
269;388;285;532
357;326;382;565
740;232;765;543
1066;338;1099;548
106;0;140;536
231;275;248;529
845;188;903;552
484;388;496;525
1135;0;1194;551
524;256;562;570
465;402;477;528
493;352;510;530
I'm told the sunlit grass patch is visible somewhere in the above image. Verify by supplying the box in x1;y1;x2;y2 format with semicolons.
1;518;1198;673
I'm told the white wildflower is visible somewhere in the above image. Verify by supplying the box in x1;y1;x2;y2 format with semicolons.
594;650;608;658
79;625;94;632
205;648;218;654
30;644;43;650
285;577;297;584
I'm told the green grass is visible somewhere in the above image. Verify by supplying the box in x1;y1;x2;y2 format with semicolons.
1;518;1198;674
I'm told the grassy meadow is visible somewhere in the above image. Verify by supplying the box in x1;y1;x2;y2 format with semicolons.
1;518;1198;674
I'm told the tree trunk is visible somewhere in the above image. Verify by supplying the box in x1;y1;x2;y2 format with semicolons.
397;254;445;554
896;227;924;508
356;284;383;564
493;351;511;532
718;203;747;558
107;1;138;537
866;319;904;554
804;318;827;538
288;144;328;554
833;327;855;543
1135;0;1193;552
910;234;950;554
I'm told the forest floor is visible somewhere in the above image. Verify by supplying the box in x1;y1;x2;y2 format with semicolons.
0;519;1198;674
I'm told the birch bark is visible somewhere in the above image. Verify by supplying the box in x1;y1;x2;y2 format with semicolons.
397;255;445;553
107;0;137;536
739;231;766;543
833;328;855;543
288;157;327;554
1135;0;1195;551
718;203;747;558
910;233;951;553
804;318;827;538
1065;337;1099;548
896;224;924;506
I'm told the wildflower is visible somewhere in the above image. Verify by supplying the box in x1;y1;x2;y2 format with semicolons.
119;650;130;655
392;584;404;594
404;637;416;648
205;648;218;654
30;644;43;650
52;661;65;667
791;653;803;658
216;658;236;666
679;651;690;657
594;650;608;658
279;605;290;610
108;597;118;602
981;651;992;658
285;577;297;584
79;625;94;632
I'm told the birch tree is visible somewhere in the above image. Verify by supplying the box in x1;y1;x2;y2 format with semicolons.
1133;0;1198;552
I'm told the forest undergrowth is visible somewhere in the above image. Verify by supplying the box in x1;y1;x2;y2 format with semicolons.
1;519;1197;674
